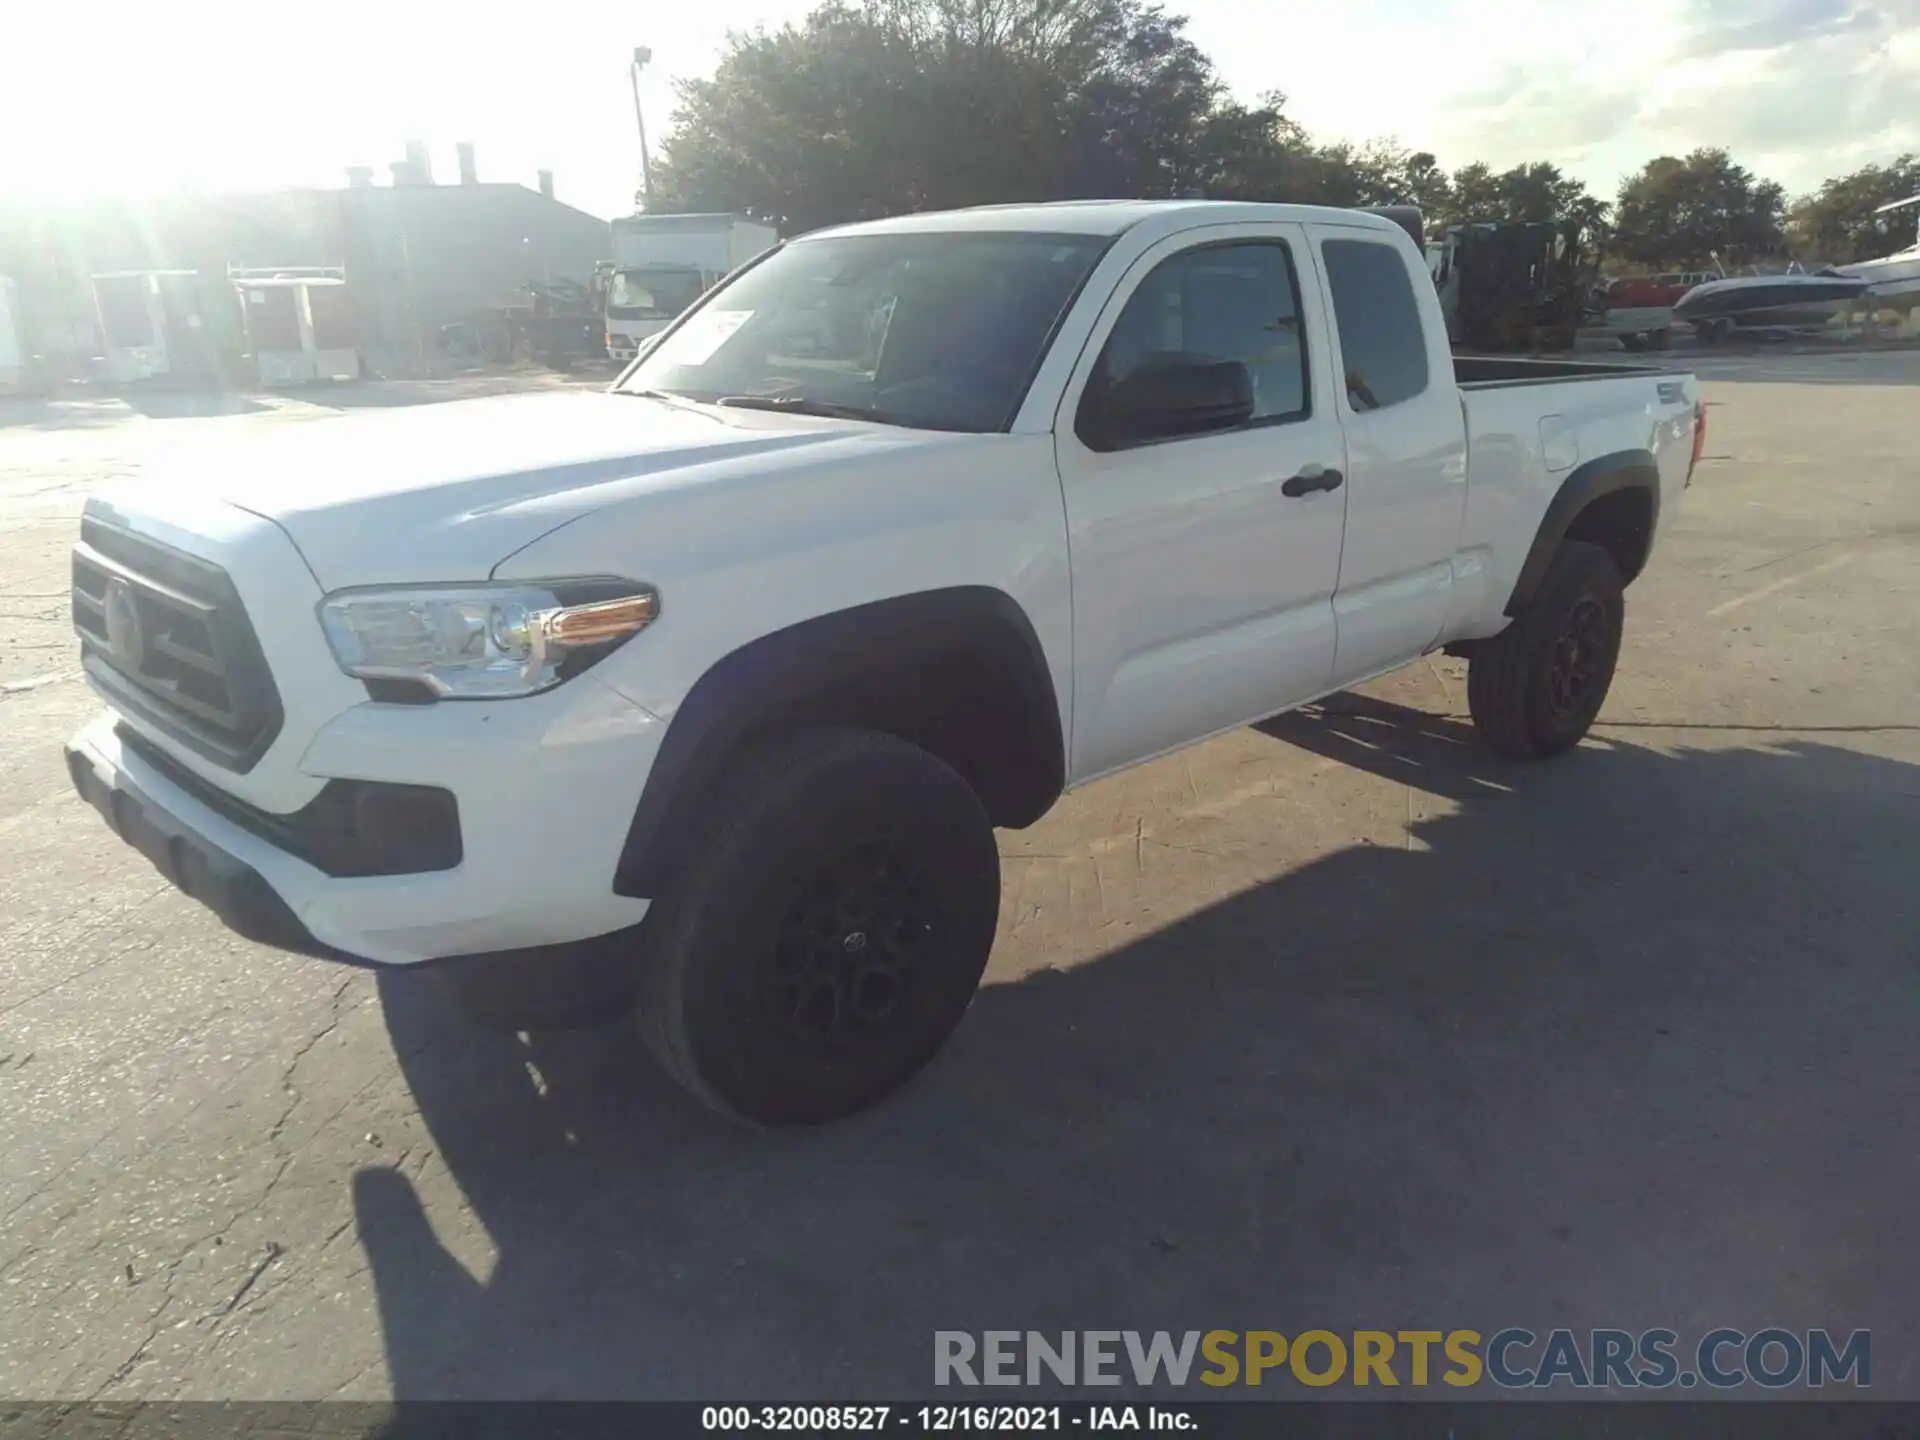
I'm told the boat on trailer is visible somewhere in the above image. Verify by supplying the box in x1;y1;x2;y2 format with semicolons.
1836;194;1920;313
1672;269;1870;340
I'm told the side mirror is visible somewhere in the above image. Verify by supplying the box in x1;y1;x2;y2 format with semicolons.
1081;356;1255;450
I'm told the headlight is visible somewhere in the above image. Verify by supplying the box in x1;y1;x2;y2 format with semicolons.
317;579;659;700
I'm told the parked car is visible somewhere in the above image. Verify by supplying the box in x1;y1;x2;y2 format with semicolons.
1602;270;1720;350
66;201;1706;1126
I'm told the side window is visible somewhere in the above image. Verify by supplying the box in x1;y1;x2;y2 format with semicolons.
1077;241;1309;449
1321;238;1431;413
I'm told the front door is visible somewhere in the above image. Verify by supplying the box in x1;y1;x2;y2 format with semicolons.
1053;223;1350;782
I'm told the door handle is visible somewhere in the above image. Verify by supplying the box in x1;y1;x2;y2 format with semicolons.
1282;467;1345;498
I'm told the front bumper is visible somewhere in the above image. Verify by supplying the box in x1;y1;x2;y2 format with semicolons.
65;675;665;966
67;735;337;960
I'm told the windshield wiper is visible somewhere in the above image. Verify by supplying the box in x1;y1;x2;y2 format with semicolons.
716;394;897;424
619;388;715;415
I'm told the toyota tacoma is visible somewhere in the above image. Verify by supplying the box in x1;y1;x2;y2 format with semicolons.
65;201;1706;1124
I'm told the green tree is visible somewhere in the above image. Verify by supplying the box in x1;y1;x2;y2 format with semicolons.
651;0;1257;231
1438;160;1604;229
1612;149;1786;270
1444;162;1501;225
1401;151;1455;218
1786;155;1920;264
1190;92;1324;202
1298;140;1446;209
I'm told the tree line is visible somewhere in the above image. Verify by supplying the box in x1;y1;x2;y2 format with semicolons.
649;0;1920;272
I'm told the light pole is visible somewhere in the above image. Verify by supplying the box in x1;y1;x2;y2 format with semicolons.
629;45;654;211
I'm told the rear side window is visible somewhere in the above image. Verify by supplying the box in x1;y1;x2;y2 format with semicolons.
1321;238;1430;413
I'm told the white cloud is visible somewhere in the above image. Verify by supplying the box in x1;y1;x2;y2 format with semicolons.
1674;0;1887;59
1422;0;1920;193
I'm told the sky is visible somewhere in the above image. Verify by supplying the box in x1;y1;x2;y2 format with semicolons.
3;0;1916;221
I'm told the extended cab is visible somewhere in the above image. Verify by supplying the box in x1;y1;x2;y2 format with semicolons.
65;201;1706;1125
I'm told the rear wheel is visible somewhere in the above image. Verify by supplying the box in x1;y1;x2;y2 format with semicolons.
638;727;1000;1126
1467;541;1624;759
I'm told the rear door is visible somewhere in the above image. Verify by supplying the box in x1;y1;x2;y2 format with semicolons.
1307;224;1470;683
1053;222;1349;782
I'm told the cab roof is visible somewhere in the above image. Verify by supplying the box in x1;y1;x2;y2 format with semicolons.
801;199;1405;243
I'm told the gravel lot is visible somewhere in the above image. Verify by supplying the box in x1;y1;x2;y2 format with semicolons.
2;354;1916;1400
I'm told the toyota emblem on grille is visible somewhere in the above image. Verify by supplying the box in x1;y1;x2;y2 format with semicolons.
102;578;146;669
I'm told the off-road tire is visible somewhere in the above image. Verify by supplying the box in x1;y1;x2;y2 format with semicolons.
1468;540;1625;759
637;727;1000;1126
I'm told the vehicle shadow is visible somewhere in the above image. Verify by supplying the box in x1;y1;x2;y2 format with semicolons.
119;390;274;419
356;701;1920;1400
0;393;273;430
0;398;128;431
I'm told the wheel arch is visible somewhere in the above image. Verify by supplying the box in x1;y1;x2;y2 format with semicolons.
613;586;1065;898
1506;449;1661;617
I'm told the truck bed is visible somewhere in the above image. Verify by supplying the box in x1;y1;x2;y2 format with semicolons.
1448;353;1698;636
1453;354;1671;388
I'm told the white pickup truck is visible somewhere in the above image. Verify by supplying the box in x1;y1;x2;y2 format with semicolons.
66;201;1705;1125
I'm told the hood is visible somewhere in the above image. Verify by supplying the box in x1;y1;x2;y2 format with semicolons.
137;390;900;590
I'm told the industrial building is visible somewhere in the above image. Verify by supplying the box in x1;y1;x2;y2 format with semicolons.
0;143;610;385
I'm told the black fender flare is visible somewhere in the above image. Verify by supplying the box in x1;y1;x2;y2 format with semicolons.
1505;449;1661;617
613;586;1065;897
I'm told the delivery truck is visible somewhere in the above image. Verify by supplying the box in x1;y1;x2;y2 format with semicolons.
603;213;779;362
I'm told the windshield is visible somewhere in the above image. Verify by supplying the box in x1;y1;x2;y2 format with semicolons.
620;231;1110;433
608;268;706;319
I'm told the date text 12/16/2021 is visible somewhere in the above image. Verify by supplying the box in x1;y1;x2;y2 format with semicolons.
701;1406;1194;1432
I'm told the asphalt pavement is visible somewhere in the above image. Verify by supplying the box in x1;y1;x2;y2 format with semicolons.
2;354;1916;1400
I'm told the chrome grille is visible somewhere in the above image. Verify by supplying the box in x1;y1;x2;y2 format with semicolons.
72;518;283;772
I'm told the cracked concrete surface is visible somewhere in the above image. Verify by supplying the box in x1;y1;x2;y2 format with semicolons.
1;358;1917;1400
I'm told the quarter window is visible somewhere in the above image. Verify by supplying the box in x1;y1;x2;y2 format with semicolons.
1321;238;1431;412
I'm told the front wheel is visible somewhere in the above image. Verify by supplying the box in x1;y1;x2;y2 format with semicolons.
638;727;1001;1126
1467;541;1625;759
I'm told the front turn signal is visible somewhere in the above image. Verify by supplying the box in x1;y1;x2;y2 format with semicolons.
543;592;660;648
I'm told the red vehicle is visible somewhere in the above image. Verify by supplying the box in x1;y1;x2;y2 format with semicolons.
1602;270;1720;350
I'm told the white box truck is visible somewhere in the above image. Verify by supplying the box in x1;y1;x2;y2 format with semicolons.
603;213;779;362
